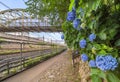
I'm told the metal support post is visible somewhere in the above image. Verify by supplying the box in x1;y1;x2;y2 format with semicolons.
42;36;44;55
51;39;52;54
56;40;57;53
20;42;23;70
7;61;9;74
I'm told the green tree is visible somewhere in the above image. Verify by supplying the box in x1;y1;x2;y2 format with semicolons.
25;0;70;25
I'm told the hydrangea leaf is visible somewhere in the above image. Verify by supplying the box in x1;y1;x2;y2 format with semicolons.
98;71;106;80
90;68;106;81
69;0;74;11
101;44;108;49
108;29;117;40
91;75;102;82
98;50;107;55
115;39;120;47
90;68;100;75
91;68;106;81
107;72;120;82
94;43;101;50
107;47;113;52
87;43;93;50
118;57;120;63
98;32;107;40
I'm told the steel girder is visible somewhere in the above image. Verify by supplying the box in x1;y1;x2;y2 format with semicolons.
0;8;62;32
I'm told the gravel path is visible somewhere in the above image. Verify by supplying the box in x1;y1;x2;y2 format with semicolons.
2;50;80;82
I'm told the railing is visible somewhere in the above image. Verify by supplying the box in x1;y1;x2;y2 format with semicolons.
0;48;66;81
0;49;52;72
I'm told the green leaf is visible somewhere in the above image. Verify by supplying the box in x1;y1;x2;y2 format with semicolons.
107;72;120;82
109;29;117;39
90;68;100;75
91;75;102;82
98;71;106;80
101;44;107;49
98;50;107;55
115;39;120;47
118;57;120;63
94;43;101;50
87;43;93;50
107;47;113;52
98;32;107;40
91;68;107;81
69;0;74;11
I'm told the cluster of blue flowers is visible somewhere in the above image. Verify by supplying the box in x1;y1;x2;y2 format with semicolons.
67;7;82;30
96;55;118;71
81;54;88;62
67;8;76;21
89;33;96;42
61;34;64;39
79;39;86;48
89;60;96;67
79;33;96;49
73;18;81;29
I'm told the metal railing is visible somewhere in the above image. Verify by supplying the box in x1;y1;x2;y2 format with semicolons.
0;48;66;81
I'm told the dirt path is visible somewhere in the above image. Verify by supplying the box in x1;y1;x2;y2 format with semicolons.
2;50;80;82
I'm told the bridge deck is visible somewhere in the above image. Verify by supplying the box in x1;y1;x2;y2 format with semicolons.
0;33;42;42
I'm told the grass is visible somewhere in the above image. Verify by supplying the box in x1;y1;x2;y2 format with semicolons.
24;49;65;68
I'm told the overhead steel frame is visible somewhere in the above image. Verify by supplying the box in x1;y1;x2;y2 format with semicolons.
0;8;62;32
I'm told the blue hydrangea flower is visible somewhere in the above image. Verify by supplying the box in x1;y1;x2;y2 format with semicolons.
66;8;76;21
89;33;96;42
79;39;86;48
61;34;64;39
89;60;96;67
81;54;88;62
96;55;118;71
73;19;81;29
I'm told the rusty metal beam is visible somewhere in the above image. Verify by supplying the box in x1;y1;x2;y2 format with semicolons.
0;8;25;14
0;26;62;32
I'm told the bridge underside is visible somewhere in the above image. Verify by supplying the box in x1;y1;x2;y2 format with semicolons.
0;8;63;32
0;26;62;32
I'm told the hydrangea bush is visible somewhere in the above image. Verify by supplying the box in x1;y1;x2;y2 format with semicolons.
62;0;120;81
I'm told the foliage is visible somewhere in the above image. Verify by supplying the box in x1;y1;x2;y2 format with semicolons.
25;0;70;25
0;38;5;43
25;48;66;68
62;0;120;81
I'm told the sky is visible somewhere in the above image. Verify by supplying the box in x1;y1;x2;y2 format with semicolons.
0;0;64;43
0;0;28;10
